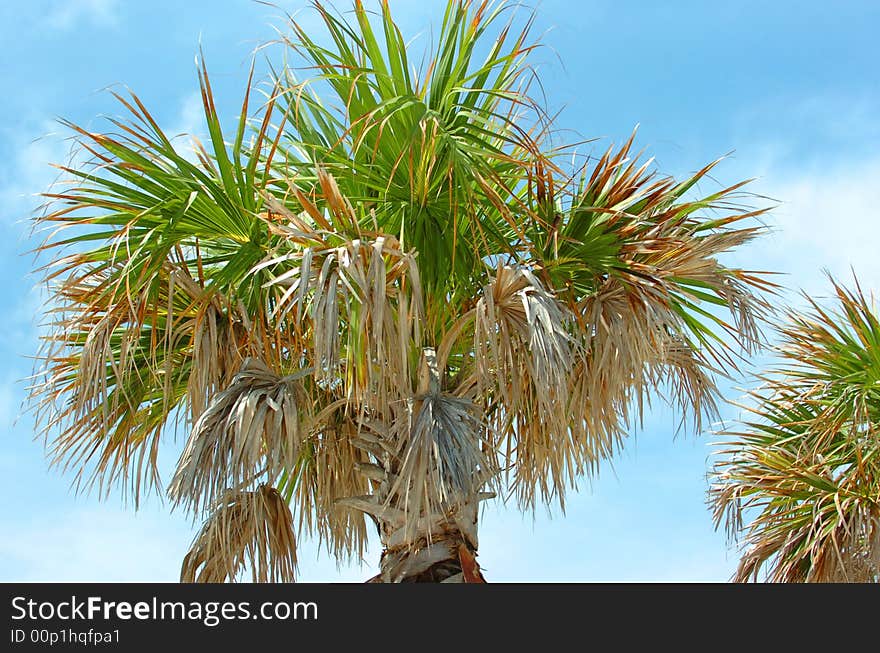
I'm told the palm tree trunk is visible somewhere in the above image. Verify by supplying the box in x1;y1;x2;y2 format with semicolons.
369;494;490;583
342;347;492;583
340;463;493;582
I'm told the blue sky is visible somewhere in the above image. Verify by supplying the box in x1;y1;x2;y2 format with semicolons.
1;0;878;582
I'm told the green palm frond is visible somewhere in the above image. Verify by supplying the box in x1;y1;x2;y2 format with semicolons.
254;191;424;413
270;0;548;313
30;56;287;505
711;275;880;582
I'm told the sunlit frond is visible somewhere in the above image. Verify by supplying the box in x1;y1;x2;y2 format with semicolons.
551;137;775;476
465;264;578;506
256;209;424;413
473;264;574;412
271;0;549;302
27;53;285;504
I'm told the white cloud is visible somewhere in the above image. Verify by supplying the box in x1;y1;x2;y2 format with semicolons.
47;0;119;31
0;374;18;433
730;154;880;299
733;94;880;164
165;92;205;164
0;123;83;227
0;90;206;227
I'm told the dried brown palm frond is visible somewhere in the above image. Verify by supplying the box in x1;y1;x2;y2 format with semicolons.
169;358;312;513
656;339;720;430
259;168;358;245
576;280;660;437
256;213;424;413
473;265;575;414
283;416;373;562
576;276;721;441
499;396;595;510
186;303;251;423
522;230;767;509
389;393;493;541
557;153;774;448
32;260;206;504
181;485;297;583
832;515;880;583
451;266;578;508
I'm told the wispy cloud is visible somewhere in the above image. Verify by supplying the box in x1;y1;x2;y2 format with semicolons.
731;154;880;299
0;123;81;226
47;0;119;31
165;92;206;163
732;94;880;169
1;89;206;226
0;374;18;433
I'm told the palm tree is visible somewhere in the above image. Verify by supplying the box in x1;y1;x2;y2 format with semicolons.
29;0;773;582
711;275;880;582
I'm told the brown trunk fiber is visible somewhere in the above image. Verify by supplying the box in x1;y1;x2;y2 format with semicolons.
370;532;482;583
366;503;488;583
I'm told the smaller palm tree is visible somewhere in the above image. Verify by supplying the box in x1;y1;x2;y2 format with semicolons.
711;275;880;582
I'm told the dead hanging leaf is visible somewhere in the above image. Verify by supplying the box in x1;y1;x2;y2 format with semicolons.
169;358;311;513
458;543;486;583
181;485;298;583
385;350;498;547
474;264;574;415
255;227;424;414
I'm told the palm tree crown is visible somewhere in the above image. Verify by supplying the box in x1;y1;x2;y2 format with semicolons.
712;276;880;582
29;0;772;582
